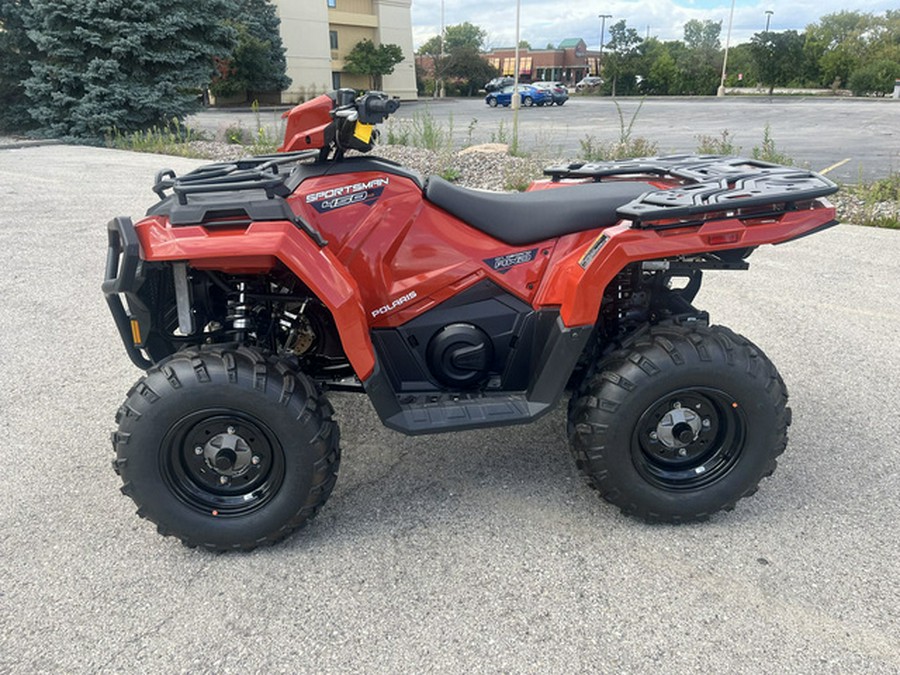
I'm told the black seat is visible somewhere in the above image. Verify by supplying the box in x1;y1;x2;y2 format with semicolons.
425;176;653;246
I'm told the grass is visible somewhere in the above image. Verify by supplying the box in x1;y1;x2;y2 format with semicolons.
846;173;900;229
106;118;208;158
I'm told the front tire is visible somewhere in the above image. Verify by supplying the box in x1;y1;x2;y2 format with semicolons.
488;97;498;108
112;346;340;551
568;324;789;522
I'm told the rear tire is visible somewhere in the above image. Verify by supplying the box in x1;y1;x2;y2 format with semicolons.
523;96;533;107
567;324;789;522
112;346;340;551
488;98;498;108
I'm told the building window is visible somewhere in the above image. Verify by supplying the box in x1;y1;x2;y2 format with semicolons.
327;0;336;7
332;72;342;90
329;30;338;50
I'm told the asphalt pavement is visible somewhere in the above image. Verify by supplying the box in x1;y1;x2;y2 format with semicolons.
1;144;898;672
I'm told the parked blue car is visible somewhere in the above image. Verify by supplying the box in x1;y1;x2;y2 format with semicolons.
485;85;550;108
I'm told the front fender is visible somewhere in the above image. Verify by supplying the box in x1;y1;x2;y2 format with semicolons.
135;217;376;380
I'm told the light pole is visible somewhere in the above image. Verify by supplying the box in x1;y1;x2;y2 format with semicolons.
598;14;612;77
437;0;445;98
717;0;735;97
512;0;521;154
764;10;774;94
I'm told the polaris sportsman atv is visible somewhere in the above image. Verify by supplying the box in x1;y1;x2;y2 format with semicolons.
104;89;839;550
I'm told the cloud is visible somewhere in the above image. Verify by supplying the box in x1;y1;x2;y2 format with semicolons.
411;0;897;49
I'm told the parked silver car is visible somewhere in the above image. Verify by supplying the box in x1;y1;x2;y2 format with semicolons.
532;81;569;105
575;76;603;91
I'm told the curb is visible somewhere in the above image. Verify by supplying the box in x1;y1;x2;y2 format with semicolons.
0;138;65;151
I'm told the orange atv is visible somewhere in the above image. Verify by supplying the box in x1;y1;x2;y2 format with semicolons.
104;89;838;550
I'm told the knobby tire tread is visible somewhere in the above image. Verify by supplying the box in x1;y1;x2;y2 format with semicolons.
111;346;340;552
567;323;789;523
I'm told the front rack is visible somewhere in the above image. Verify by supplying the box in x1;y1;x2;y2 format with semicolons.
152;150;319;202
147;150;327;246
544;154;838;228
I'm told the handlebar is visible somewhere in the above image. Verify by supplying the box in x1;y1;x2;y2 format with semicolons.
357;92;400;124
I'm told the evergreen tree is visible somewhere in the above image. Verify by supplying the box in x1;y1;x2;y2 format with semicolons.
0;0;38;131
24;0;237;138
210;0;290;101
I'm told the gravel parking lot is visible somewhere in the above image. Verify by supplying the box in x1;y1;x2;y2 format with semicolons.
1;144;898;672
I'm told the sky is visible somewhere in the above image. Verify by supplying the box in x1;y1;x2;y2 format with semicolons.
410;0;896;50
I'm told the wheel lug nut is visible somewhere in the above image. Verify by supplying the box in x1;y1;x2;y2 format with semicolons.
673;401;682;409
227;426;236;435
678;448;688;457
702;418;711;429
219;476;229;485
649;431;658;441
194;446;203;455
251;455;261;465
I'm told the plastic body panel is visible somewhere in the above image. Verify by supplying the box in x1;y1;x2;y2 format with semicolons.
129;157;838;383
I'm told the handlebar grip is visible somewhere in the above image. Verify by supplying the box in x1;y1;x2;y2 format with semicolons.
366;97;400;115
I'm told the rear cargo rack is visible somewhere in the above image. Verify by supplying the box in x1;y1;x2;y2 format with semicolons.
544;155;838;228
149;150;328;246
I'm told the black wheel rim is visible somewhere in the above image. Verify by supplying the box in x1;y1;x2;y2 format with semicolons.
632;388;746;491
161;409;285;516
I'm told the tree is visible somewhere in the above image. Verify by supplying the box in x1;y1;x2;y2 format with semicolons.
603;19;643;95
444;22;487;52
804;11;874;88
750;30;804;93
210;0;290;101
680;19;722;95
683;19;721;52
23;0;237;138
344;39;404;91
0;0;38;131
444;46;498;96
417;22;491;97
848;59;897;96
417;22;487;57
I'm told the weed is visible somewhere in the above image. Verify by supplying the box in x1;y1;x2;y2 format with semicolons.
752;124;793;165
106;118;207;158
577;97;658;161
224;124;248;145
465;118;478;148
696;130;742;156
862;173;900;202
247;100;280;154
410;109;452;152
490;120;509;145
385;119;411;146
502;162;540;191
846;172;900;228
440;166;462;182
578;134;659;161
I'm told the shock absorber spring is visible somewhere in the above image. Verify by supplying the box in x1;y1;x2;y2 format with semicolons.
226;281;252;340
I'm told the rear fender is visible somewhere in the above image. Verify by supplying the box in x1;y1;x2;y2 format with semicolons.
135;216;376;379
536;206;838;326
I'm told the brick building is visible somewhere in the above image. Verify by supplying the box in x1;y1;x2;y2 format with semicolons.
484;38;601;85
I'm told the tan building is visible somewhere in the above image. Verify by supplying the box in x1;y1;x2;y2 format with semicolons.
273;0;417;102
